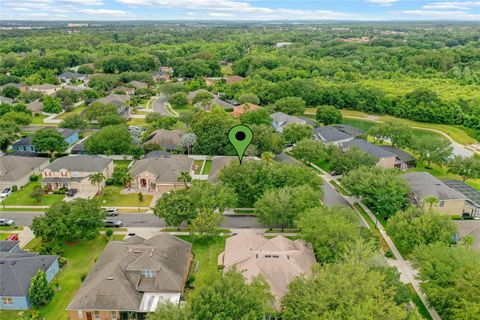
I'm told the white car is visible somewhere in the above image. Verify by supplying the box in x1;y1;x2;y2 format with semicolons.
105;208;119;216
0;187;12;198
0;218;14;226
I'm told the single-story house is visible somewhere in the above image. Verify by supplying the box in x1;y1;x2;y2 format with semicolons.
313;126;354;145
379;145;416;170
225;75;245;84
42;155;113;192
0;155;49;190
218;233;316;309
340;139;396;169
205;77;222;86
29;84;59;96
142;150;172;159
231;103;260;118
271;112;307;133
403;172;467;216
128;81;148;89
112;86;134;96
153;71;170;82
443;180;480;218
67;234;192;320
92;94;131;119
0;241;60;310
26;100;43;115
57;72;86;84
331;124;365;137
143;129;185;152
12;129;79;153
0;96;13;104
0;83;28;92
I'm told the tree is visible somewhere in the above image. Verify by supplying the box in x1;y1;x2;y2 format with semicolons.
154;189;195;229
31;199;105;243
329;146;377;174
2;85;21;98
60;114;88;130
2;111;32;126
274;97;305;115
98;114;126;128
169;92;189;109
180;133;197;155
386;207;457;255
281;261;411;320
178;171;192;188
32;128;68;157
368;120;413;148
316;105;342;125
0;120;20;151
291;139;326;165
448;155;480;182
42;96;62;114
89;173;105;193
424;195;439;211
411;136;453;168
250;124;285;155
85;125;134;155
342;166;409;217
147;302;189;320
282;123;313;144
29;271;54;308
84;103;118;121
255;185;322;230
260;151;274;164
192;90;213;107
30;186;44;203
238;92;260;105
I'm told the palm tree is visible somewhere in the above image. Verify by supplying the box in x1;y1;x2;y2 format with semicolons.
120;172;133;188
424;195;439;212
461;234;475;248
89;173;105;193
178;171;192;189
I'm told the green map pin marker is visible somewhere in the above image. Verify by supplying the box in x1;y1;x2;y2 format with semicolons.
228;125;253;164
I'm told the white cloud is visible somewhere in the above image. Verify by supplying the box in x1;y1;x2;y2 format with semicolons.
423;1;480;9
79;9;129;16
208;12;234;17
398;9;480;19
366;0;398;5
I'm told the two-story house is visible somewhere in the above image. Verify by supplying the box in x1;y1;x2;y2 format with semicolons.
12;128;79;153
41;156;113;193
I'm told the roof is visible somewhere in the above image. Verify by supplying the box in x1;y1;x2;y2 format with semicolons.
314;126;352;143
403;172;466;201
331;124;365;137
208;156;237;182
270;112;306;127
379;146;416;162
29;84;58;91
231;103;260;118
0;248;58;297
0;156;49;182
443;180;480;207
46;156;112;172
219;233;316;309
225;75;245;84
58;72;85;79
0;240;19;252
27;100;43;112
95;94;130;106
113;86;134;94
67;234;192;311
143;150;172;159
0;96;13;104
13;129;78;147
144;129;185;150
129;155;193;183
129;81;148;89
341;139;396;159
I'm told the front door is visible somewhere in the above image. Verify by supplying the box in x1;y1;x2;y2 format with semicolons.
86;312;92;320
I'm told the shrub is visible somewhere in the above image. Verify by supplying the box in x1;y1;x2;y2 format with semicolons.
11;185;18;192
105;229;113;238
80;273;87;282
30;175;39;182
105;178;114;186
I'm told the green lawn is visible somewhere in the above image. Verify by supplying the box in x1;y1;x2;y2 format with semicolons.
127;118;147;126
113;159;132;167
177;236;226;299
24;235;124;320
202;160;212;175
0;226;24;231
3;182;65;206
53;105;86;120
193;160;204;175
97;186;153;207
407;284;433;320
31;115;48;125
314;159;332;172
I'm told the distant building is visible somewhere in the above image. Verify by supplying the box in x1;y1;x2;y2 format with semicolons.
12;128;79;153
29;84;60;96
0;96;13;104
152;71;170;82
93;94;131;119
340;139;396;169
331;124;365;137
57;72;86;84
379;145;416;170
26;100;43;115
270;112;307;133
112;86;134;96
443;180;480;218
0;83;28;92
225;75;245;84
128;81;148;89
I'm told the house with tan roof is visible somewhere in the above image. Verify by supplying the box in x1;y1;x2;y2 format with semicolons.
29;84;60;96
218;233;316;309
143;129;185;152
231;103;260;118
67;234;192;320
0;155;49;190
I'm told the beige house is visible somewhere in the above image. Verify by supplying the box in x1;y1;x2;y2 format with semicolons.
0;156;49;190
29;84;60;96
403;172;466;216
67;234;192;320
143;129;185;152
41;156;113;193
341;139;396;169
218;233;316;309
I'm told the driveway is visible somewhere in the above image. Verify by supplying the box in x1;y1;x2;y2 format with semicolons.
63;190;97;202
152;93;175;116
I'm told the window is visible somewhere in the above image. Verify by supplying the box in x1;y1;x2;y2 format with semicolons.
439;201;445;208
111;311;118;320
77;311;83;319
2;297;13;305
94;311;100;320
141;269;156;278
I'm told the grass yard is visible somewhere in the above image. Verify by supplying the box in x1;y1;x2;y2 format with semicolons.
30;114;49;125
97;186;153;207
353;204;393;256
2;182;65;206
202;160;212;175
127;117;147;126
0;226;24;231
407;284;433;320
314;159;332;173
113;159;132;167
193;159;204;175
24;235;124;320
54;105;86;120
177;236;226;299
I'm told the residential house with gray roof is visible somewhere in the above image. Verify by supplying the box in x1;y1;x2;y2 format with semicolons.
143;129;185;152
403;172;467;216
0;96;13;104
67;234;192;320
93;94;131;119
26;100;43;115
340;138;396;169
0;155;49;190
12;128;79;154
0;241;59;310
57;72;86;84
313;126;353;145
270;112;307;133
379;145;416;170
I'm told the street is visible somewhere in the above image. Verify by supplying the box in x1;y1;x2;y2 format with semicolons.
152;93;175;116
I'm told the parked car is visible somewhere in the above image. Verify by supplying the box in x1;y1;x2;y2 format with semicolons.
0;187;13;198
104;219;123;228
0;218;14;226
7;234;18;241
105;208;119;216
66;189;78;197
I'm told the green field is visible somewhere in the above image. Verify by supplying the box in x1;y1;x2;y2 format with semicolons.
96;186;153;207
3;182;65;206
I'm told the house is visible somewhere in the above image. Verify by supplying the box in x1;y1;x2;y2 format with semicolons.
0;83;28;92
403;172;467;216
57;72;86;84
0;155;49;190
112;86;135;96
70;141;88;155
379;145;416;170
152;71;170;82
218;233;316;309
225;75;245;84
205;77;222;86
128;81;148;89
143;129;185;152
26;100;43;115
0;241;60;310
93;94;131;119
41;155;113;192
270;112;307;133
231;103;260;118
313;126;354;145
29;84;60;96
67;234;192;320
188;90;236;111
443;180;480;218
0;96;13;104
331;124;365;137
340;139;397;169
12;128;80;153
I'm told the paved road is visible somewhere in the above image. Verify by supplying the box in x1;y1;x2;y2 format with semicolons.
152;94;175;116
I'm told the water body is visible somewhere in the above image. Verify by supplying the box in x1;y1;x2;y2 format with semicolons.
343;117;474;157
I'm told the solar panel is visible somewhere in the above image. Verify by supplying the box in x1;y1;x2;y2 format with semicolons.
443;180;480;206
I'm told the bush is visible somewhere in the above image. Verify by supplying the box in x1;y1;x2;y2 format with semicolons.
30;175;39;182
225;107;234;112
105;229;114;238
59;257;68;268
11;185;18;192
80;273;87;282
105;178;114;186
385;250;394;258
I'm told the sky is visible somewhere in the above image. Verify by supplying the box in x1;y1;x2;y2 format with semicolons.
0;0;479;21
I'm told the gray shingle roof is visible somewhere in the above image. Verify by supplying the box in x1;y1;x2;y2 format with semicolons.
0;156;49;182
67;234;191;311
143;129;185;151
94;94;130;106
0;96;13;104
270;112;306;127
129;155;193;183
0;240;19;252
341;139;396;159
379;146;416;162
332;124;365;137
46;156;112;172
403;172;466;200
314;126;352;143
